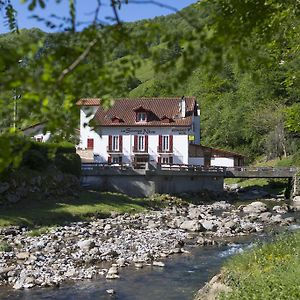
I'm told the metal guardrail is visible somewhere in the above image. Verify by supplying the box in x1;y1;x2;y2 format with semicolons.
226;166;298;172
157;164;226;173
81;164;298;177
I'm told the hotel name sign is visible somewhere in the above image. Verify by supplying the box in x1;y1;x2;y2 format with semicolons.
120;127;191;135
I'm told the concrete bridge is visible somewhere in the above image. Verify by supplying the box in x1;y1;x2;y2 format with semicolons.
81;163;299;197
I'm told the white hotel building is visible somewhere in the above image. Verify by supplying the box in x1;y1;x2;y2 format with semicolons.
76;97;244;167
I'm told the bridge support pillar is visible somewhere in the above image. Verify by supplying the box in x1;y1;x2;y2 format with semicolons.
292;174;300;197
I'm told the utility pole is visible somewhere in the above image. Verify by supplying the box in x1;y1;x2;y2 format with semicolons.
12;60;22;131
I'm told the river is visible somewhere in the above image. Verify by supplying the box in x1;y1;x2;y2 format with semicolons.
0;237;262;300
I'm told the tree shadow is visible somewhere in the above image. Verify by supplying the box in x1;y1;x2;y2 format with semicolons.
0;190;154;228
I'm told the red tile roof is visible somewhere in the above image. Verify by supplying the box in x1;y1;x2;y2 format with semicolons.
92;97;197;127
76;98;101;106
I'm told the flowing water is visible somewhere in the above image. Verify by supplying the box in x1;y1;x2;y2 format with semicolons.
0;238;260;300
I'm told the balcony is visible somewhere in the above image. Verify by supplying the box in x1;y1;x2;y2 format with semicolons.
157;146;173;154
107;146;122;154
132;146;148;153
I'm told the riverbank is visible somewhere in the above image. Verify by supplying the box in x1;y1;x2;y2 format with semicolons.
0;196;298;291
195;229;300;300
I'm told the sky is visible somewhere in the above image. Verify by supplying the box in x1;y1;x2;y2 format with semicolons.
1;0;198;33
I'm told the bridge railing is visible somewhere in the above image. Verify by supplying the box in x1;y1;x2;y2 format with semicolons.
226;166;298;172
157;163;226;173
81;162;132;171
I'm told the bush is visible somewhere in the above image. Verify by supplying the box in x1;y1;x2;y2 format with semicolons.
0;242;12;252
55;152;81;177
22;149;48;171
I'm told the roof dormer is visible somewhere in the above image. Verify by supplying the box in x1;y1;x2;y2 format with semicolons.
111;116;124;123
133;106;150;123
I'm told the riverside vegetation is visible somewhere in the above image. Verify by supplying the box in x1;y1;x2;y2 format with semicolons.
220;231;300;300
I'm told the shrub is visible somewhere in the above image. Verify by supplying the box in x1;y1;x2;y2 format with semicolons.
22;149;48;171
0;242;12;252
55;152;81;177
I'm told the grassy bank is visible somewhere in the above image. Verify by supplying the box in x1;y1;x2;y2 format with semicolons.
0;191;164;228
220;230;300;300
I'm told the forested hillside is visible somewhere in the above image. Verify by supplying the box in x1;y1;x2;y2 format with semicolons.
1;3;299;163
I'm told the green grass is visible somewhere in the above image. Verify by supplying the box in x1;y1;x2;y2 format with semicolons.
220;230;300;300
0;191;162;228
225;177;287;195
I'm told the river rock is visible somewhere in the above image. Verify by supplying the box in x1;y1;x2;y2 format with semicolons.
272;205;288;214
201;220;217;232
106;289;115;295
153;261;165;267
195;273;232;300
259;212;272;222
243;201;268;214
180;220;203;232
77;239;95;251
16;252;30;260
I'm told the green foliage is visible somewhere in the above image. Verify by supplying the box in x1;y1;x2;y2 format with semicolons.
22;148;48;171
55;152;81;177
0;241;12;252
0;1;300;167
221;231;300;300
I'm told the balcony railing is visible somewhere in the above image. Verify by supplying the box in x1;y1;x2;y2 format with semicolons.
107;146;122;153
132;147;148;153
157;146;173;154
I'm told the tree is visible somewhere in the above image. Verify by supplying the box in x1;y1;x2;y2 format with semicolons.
0;0;300;171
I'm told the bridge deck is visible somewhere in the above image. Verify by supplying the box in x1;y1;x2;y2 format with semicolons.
225;167;298;178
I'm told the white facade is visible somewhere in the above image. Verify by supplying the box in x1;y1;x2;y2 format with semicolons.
211;157;235;167
78;105;200;165
78;100;244;167
23;123;51;143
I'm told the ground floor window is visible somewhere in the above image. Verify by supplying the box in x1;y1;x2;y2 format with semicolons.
160;156;173;164
112;156;122;164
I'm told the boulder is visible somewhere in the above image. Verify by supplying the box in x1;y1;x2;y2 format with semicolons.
201;220;217;232
243;201;268;214
16;252;30;260
153;261;165;267
77;240;95;251
180;220;203;232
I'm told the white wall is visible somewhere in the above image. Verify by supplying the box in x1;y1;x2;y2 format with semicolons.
79;106;99;149
79;122;190;164
23;124;51;142
211;157;235;167
188;157;205;166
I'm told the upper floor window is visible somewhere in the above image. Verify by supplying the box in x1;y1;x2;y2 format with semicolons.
112;135;119;151
162;135;169;151
136;112;147;122
138;135;145;151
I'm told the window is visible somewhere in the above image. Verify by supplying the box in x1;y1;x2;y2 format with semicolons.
136;112;147;122
138;135;145;151
87;138;94;150
112;135;119;151
112;156;122;164
161;156;173;164
162;135;169;151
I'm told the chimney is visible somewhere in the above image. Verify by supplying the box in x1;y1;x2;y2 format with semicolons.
179;96;186;118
